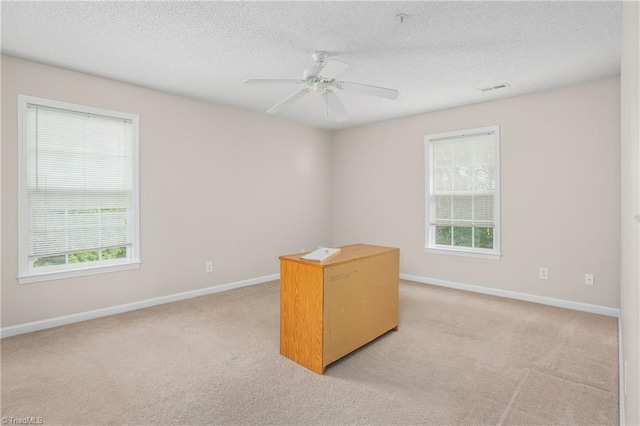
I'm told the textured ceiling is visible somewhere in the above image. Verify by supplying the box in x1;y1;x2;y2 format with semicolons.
1;1;622;130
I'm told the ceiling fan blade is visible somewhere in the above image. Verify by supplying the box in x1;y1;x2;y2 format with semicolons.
335;81;399;100
323;90;349;122
244;79;307;85
265;88;310;115
318;59;350;80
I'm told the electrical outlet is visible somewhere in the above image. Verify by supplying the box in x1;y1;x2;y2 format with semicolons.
206;261;213;273
539;267;549;280
584;274;594;285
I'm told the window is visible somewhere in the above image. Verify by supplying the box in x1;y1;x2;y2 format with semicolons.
425;125;500;259
18;95;140;283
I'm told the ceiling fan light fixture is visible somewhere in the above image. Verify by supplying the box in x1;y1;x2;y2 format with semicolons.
312;81;327;92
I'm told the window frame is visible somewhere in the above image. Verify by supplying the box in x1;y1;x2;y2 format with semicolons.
17;95;141;284
424;125;501;260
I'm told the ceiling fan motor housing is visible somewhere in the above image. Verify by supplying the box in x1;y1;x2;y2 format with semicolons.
304;51;334;87
312;50;328;65
244;50;398;122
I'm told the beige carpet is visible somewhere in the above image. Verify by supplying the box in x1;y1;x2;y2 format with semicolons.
1;280;618;425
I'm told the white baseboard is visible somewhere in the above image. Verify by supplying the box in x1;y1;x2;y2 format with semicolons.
619;318;625;426
400;273;620;318
1;273;280;338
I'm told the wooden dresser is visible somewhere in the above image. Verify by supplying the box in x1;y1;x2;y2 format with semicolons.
279;243;399;374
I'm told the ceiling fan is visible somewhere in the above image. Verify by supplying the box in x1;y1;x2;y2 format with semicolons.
244;51;399;122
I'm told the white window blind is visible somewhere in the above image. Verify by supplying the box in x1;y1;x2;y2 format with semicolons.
18;96;140;283
432;133;495;229
425;126;500;259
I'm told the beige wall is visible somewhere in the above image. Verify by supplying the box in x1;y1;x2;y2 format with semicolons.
1;56;334;327
621;2;640;424
0;57;625;331
333;77;621;309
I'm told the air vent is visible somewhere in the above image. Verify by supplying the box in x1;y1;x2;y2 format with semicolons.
480;82;510;92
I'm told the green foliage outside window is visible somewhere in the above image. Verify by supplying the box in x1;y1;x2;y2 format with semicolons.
453;226;473;247
435;226;452;245
68;250;99;263
33;255;66;268
474;227;494;249
434;226;493;249
33;246;127;268
102;247;127;259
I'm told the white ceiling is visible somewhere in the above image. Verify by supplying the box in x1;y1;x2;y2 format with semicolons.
1;1;622;130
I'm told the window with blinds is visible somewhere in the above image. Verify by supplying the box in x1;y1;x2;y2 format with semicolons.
425;126;500;259
18;95;140;283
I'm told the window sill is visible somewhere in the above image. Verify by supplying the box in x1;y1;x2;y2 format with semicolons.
18;261;142;284
424;247;501;260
